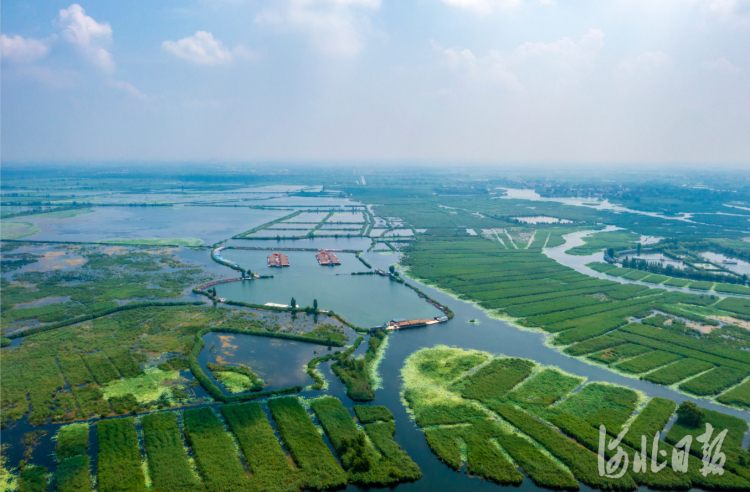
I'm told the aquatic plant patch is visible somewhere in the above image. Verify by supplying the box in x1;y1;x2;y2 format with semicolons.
641;358;715;385
454;357;535;402
81;352;121;385
549;412;691;490
221;402;304;492
586;343;652;365
563;335;626;356
409;346;489;385
311;396;420;486
103;347;144;378
102;367;180;403
56;423;90;460
207;363;263;393
19;464;47;492
615;350;683;374
183;407;249;491
58;356;95;386
490;402;636;490
424;422;523;485
96;417;147;492
507;368;584;408
71;384;111;417
267;397;347;490
56;455;92;492
717;378;750;408
142;412;203;492
554;382;640;433
353;405;393;423
678;367;750;396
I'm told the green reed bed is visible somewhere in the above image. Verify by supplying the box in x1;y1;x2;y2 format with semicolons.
679;367;750;396
641;358;715;385
610;330;746;370
587;344;652;366
508;368;584;409
142;412;204;492
82;352;121;384
453;357;535;402
97;417;147;492
411;347;489;385
551;315;634;346
664;277;691;287
207;363;263;393
353;405;393;423
618;323;750;366
56;423;89;460
362;421;421;481
104;347;144;378
220;402;304;492
624;397;675;442
403;389;486;426
182;407;249;492
493;427;579;490
56;423;92;492
56;455;92;492
563;335;625;356
19;465;47;492
58;355;95;386
490;403;636;490
717;378;750;408
525;297;659;328
616;351;683;374
310;396;419;486
667;407;747;450
71;384;111;417
503;295;605;318
665;408;750;484
553;383;639;434
424;422;523;485
267;397;347;490
549;413;691;490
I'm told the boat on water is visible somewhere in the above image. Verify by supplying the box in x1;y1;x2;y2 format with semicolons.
722;259;739;265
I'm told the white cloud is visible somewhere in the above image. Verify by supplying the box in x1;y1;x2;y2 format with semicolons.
435;41;523;90
704;57;740;73
233;44;259;61
109;80;149;100
162;31;234;65
435;29;604;90
512;29;604;65
1;35;51;63
255;0;381;56
617;51;671;78
58;4;114;71
439;0;522;14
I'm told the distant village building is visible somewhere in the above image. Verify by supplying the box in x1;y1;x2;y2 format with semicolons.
268;252;290;267
316;250;341;266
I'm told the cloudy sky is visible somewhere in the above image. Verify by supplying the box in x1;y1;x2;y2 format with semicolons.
2;0;749;164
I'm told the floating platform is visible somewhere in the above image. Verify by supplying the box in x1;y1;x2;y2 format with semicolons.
316;250;341;266
268;252;290;267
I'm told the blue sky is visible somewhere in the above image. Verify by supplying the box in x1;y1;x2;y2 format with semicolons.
1;0;749;164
